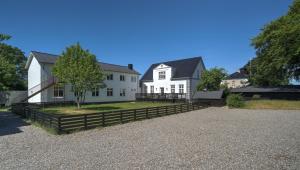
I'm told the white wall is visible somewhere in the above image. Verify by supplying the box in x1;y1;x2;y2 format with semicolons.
222;78;249;88
28;57;41;103
144;80;188;94
40;66;139;103
143;64;188;94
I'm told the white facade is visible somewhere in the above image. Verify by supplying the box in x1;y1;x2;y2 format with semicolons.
141;60;205;100
28;57;41;103
221;78;249;89
27;54;139;103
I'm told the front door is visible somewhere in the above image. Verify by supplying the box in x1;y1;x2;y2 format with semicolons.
160;87;164;94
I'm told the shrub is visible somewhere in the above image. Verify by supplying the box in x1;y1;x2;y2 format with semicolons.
226;94;245;108
252;94;261;99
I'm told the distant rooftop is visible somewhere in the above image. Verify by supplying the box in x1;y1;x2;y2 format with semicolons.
29;51;140;75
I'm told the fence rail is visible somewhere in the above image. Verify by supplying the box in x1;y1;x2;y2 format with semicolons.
11;102;205;134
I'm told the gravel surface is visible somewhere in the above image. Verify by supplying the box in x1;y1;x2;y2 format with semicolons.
0;107;299;170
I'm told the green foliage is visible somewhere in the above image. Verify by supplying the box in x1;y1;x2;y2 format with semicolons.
52;43;104;108
197;67;227;91
0;34;11;41
226;94;245;108
247;0;300;86
0;34;27;90
252;94;261;100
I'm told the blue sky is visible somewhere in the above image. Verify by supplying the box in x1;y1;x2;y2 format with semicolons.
1;0;293;75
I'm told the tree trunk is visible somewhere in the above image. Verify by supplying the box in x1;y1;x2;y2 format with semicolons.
76;96;80;109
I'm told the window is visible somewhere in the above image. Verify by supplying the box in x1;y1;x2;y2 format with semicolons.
92;86;100;96
179;84;184;94
159;71;166;80
120;75;125;81
54;84;64;97
171;85;175;93
131;76;137;82
74;91;83;97
120;89;126;96
150;86;154;93
107;74;113;80
107;88;113;96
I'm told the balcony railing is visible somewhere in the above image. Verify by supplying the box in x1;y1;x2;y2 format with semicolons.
135;93;187;100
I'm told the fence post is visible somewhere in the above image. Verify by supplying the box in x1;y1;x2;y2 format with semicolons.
58;117;61;133
84;115;87;129
156;107;159;117
180;104;183;113
165;106;168;115
102;112;105;127
33;110;36;121
134;110;136;120
146;108;149;119
174;105;176;114
120;111;123;123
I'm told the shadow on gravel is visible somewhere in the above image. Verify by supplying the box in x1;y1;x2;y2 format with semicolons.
0;112;29;136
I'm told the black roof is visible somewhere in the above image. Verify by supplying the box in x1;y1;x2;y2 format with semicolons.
224;71;248;80
192;90;224;99
141;57;204;81
31;51;140;75
230;86;300;93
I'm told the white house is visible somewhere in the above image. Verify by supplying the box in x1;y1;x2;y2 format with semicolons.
140;57;206;100
221;69;249;88
25;51;140;103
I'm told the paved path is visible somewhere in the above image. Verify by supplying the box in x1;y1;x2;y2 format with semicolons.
0;108;299;170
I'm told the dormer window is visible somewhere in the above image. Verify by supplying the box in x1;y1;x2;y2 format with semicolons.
158;71;166;80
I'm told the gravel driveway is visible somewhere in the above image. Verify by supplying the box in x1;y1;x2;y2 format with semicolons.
0;107;299;169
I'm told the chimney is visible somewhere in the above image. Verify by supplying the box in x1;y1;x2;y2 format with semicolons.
128;64;133;70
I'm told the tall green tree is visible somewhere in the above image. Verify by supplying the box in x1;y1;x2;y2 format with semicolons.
52;43;104;109
197;67;227;91
0;34;27;90
248;0;300;86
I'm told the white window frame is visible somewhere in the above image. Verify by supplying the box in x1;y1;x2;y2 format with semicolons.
107;88;113;96
158;71;166;80
120;75;125;81
107;74;113;80
171;85;175;93
54;84;64;98
179;84;184;94
150;86;154;93
92;86;100;97
120;89;126;96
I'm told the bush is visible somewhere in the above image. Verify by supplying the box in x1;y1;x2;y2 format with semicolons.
252;94;261;99
226;94;245;108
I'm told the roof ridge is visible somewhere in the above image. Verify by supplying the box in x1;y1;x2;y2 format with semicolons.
99;62;128;68
152;56;202;65
31;51;59;56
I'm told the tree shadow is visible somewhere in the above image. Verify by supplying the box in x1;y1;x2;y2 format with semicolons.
0;111;29;136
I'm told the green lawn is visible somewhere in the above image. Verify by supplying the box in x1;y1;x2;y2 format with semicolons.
40;101;173;115
243;100;300;110
0;107;8;112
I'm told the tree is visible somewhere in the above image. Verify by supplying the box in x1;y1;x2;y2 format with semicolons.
197;67;227;91
52;43;104;109
0;34;27;90
248;0;300;86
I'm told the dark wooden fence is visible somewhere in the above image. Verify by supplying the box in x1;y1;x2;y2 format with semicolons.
135;93;187;102
11;103;205;134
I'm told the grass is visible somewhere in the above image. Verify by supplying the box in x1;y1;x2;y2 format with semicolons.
243;100;300;110
40;101;173;115
0;107;8;112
